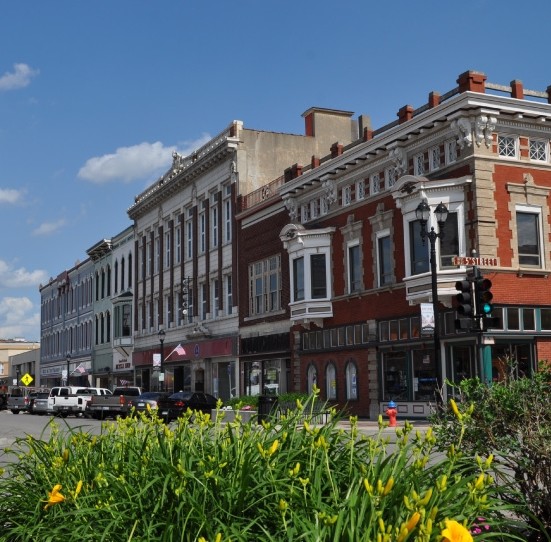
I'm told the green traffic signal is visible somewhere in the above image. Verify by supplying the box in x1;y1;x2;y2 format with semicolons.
475;276;494;316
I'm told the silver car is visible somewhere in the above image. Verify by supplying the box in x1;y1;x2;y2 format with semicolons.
29;392;51;415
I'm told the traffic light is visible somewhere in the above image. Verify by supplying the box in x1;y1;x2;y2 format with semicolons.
455;279;473;330
475;276;493;317
475;275;500;330
455;279;473;317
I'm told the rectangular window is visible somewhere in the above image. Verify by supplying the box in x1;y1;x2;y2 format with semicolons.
410;220;429;275
529;139;548;162
517;211;541;266
175;225;181;264
348;244;361;293
377;234;392;286
155;237;160;274
356;179;366;200
541;308;551;330
429;145;441;171
414;153;425;175
301;204;310;222
224;197;232;243
147;241;152;277
165;231;171;268
212;279;219;315
384;167;396;189
498;134;517;158
186;216;193;259
293;257;305;301
226;275;233;315
201;283;207;320
211;203;218;247
445;139;457;164
370;173;380;195
439;212;459;268
249;256;281;315
310;254;327;299
199;207;206;253
342;185;352;206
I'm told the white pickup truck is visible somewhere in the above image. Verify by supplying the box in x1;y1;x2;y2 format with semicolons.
48;386;112;417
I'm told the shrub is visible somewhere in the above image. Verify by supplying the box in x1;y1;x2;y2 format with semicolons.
430;359;551;540
0;391;530;541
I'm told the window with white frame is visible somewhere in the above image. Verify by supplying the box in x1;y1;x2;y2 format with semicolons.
326;363;337;400
347;242;361;293
498;134;517;158
200;283;207;320
414;153;425;175
300;204;310;222
384;167;396;190
529;139;548;162
310;199;320;219
356;179;366;200
186;211;193;258
516;208;542;267
410;220;429;275
155;235;160;274
165;293;171;327
224;185;232;243
165;230;171;268
377;231;392;286
445;139;457;165
429;145;441;172
225;274;233;315
439;212;459;268
320;197;329;215
211;195;219;247
345;361;358;400
212;278;219;316
342;185;352;206
249;256;281;316
370;173;381;195
293;256;305;301
199;201;206;253
175;225;181;264
146;240;152;277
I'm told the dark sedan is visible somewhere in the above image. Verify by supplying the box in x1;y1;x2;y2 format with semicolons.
128;392;171;415
157;392;218;422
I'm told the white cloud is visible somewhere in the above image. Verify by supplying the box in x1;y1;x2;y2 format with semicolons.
31;219;67;237
0;63;39;91
0;188;25;204
0;260;48;288
0;297;39;341
77;136;211;184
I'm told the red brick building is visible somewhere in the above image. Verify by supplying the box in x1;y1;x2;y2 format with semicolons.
238;70;551;419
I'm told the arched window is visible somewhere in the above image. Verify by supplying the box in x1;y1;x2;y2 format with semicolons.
345;359;358;400
307;364;318;395
121;257;125;291
114;261;119;293
325;362;337;400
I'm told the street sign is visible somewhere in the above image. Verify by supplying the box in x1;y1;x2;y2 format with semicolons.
21;373;33;386
453;256;498;267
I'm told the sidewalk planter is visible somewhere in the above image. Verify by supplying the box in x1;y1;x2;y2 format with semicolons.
212;409;257;423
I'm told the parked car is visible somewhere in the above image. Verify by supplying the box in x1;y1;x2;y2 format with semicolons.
157;392;218;422
29;391;50;415
128;392;171;415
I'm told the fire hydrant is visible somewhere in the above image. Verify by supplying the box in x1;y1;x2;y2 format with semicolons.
385;400;397;427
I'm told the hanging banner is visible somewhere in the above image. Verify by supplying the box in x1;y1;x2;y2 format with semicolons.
420;303;435;336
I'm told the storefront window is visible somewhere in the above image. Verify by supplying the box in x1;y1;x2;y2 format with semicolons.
382;352;408;401
345;361;358;400
326;363;337;400
448;345;476;385
413;350;437;401
307;364;317;394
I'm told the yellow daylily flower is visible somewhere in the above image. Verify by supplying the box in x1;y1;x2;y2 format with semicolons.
43;484;65;510
441;519;473;542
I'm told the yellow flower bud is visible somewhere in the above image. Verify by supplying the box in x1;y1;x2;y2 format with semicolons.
450;399;462;420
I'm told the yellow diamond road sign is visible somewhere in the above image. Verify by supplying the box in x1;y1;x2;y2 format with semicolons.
21;373;33;386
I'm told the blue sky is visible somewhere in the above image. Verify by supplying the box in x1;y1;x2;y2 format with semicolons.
1;0;551;342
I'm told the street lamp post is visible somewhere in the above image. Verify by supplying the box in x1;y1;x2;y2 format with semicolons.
416;200;449;392
65;353;72;386
158;329;166;392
